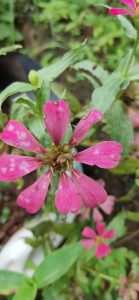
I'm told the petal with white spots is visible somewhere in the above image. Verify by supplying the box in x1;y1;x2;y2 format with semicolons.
74;141;122;169
0;120;46;154
17;171;52;213
0;155;43;182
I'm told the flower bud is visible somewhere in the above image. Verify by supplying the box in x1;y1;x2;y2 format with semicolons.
28;70;39;86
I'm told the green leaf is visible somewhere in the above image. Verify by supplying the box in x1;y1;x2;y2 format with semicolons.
108;212;127;242
36;80;50;115
25;117;49;147
117;15;137;40
91;73;123;113
74;60;109;84
15;98;36;113
38;43;85;83
0;45;22;55
104;101;134;158
12;279;37;300
127;64;139;81
126;211;139;222
0;82;33;109
111;156;139;175
34;242;83;288
0;270;24;295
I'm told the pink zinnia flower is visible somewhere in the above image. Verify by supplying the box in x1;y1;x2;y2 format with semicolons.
109;0;138;16
0;100;122;214
81;223;115;259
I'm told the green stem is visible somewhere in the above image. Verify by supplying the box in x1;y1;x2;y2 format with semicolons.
117;184;138;203
87;268;120;284
124;31;139;76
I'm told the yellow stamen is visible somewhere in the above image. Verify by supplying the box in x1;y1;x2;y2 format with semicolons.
96;236;104;244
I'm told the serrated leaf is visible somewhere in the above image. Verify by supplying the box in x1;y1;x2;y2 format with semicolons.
38;43;85;83
104;101;134;158
0;82;33;109
34;243;83;288
0;270;24;295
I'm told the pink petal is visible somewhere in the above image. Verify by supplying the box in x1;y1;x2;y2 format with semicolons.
17;171;52;213
80;239;95;249
96;222;106;236
71;169;107;208
109;7;134;16
128;107;139;128
100;195;116;215
0;155;43;182
69;110;104;146
93;208;103;222
75;141;122;169
120;0;135;10
104;229;115;240
0;120;45;154
43;100;70;145
82;226;96;239
96;243;111;259
55;173;82;214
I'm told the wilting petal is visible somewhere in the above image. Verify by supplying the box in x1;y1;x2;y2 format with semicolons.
80;239;95;249
0;155;43;182
17;171;52;213
0;120;45;154
96;243;111;259
70;110;104;146
104;229;115;240
43;100;70;145
109;8;134;15
120;0;135;10
100;195;116;215
55;173;81;214
71;169;107;208
96;222;106;236
93;208;103;222
128;107;139;128
75;141;122;169
82;226;96;239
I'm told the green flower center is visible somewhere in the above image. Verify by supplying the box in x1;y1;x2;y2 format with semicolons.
43;144;74;173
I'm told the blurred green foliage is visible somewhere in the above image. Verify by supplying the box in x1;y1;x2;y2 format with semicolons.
0;0;134;69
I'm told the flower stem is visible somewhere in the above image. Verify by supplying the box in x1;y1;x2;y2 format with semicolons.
87;268;120;284
117;183;138;203
124;31;139;76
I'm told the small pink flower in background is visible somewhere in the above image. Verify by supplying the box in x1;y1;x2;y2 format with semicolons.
109;0;138;17
128;107;139;128
0;100;122;215
93;195;116;222
79;179;116;222
93;179;116;222
119;275;139;300
81;223;115;259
